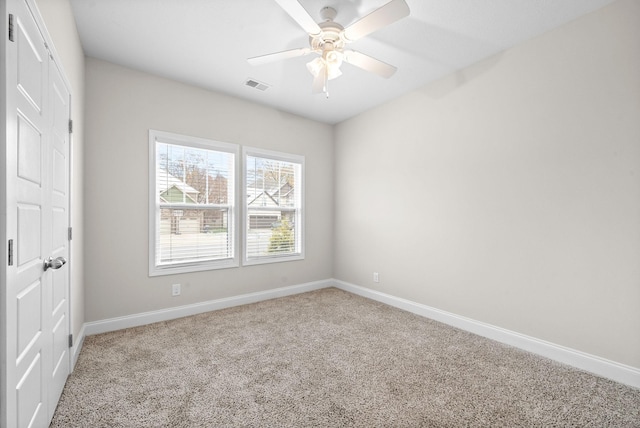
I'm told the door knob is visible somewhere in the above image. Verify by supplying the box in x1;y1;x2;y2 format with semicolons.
43;256;67;271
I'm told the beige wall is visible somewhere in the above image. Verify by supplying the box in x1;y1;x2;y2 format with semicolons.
334;0;640;368
84;58;334;321
36;0;85;345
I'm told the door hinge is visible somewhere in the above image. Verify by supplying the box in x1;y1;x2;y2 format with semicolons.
8;239;13;266
69;334;73;348
68;227;73;241
68;119;73;134
8;14;14;42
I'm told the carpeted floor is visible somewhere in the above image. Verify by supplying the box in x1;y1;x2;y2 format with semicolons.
51;288;640;427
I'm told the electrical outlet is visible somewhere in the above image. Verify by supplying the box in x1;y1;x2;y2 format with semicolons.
373;272;380;283
172;283;181;296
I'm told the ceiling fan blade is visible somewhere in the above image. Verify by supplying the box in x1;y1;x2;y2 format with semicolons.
311;66;326;93
248;48;311;66
343;0;410;42
343;50;397;78
274;0;322;35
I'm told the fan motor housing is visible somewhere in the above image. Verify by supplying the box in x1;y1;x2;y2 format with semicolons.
310;20;346;51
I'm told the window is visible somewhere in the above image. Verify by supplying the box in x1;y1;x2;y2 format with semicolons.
149;130;238;276
243;147;304;265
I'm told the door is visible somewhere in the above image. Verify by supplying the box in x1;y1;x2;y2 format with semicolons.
47;35;72;421
3;0;71;426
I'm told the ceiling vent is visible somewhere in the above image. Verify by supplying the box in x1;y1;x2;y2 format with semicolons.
245;79;270;91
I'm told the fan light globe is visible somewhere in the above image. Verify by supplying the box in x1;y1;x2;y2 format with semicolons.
306;57;324;77
326;63;342;80
325;50;342;66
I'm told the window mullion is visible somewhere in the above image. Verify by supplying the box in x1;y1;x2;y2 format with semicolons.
160;203;232;210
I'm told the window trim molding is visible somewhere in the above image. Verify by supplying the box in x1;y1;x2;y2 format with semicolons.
148;129;240;277
242;146;305;266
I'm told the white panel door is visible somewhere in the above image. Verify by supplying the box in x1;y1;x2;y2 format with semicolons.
3;0;71;426
11;4;50;427
46;51;71;419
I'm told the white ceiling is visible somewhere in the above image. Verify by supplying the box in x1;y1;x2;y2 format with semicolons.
69;0;614;124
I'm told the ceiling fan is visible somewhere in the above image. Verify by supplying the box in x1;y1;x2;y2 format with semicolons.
248;0;410;97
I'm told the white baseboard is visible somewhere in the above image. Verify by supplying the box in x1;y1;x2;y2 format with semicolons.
334;280;640;390
84;279;332;336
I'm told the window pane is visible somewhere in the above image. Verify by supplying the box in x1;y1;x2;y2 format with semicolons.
246;210;297;258
157;143;234;206
158;208;230;264
245;153;302;262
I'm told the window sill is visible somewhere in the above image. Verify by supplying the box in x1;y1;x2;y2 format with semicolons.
149;258;239;277
243;253;304;266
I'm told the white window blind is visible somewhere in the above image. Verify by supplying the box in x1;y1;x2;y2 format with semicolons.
149;130;238;275
244;148;304;264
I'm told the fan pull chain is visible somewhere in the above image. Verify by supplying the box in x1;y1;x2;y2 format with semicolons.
324;68;329;98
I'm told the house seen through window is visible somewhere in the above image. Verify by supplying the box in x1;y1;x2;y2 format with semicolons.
244;148;304;264
149;130;238;275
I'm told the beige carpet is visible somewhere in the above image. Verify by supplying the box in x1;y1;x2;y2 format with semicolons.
51;288;640;427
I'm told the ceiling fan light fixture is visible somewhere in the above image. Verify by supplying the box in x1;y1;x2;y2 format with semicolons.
311;42;344;80
306;56;342;81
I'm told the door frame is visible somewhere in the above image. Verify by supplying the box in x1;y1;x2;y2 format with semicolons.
1;0;75;425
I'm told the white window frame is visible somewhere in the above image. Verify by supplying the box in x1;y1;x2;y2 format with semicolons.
149;130;239;276
243;146;305;266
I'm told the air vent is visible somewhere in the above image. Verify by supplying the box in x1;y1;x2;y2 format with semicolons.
245;79;270;91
